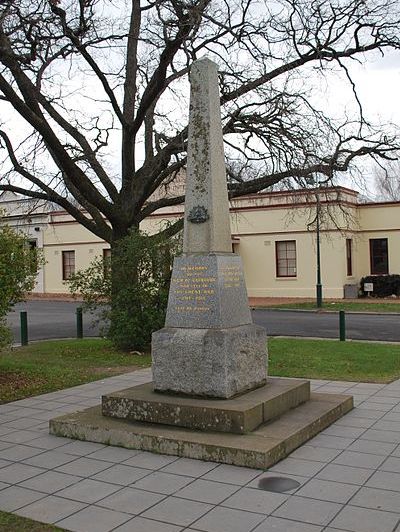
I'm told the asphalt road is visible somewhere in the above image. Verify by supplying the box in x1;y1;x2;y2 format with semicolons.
252;309;400;342
7;301;101;343
6;300;400;343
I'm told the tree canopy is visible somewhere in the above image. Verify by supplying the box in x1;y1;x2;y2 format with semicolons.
0;0;399;243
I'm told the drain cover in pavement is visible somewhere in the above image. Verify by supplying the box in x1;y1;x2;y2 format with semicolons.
258;476;300;493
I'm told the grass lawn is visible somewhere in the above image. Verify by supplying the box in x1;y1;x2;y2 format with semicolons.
1;337;400;404
0;511;65;531
262;301;400;313
269;337;400;383
0;338;151;404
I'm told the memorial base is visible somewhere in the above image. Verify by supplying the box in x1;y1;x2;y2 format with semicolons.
49;385;353;469
102;378;310;434
152;324;267;398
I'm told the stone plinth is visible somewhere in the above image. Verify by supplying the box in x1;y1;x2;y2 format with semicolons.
152;323;266;398
50;392;353;470
102;378;310;434
153;253;267;398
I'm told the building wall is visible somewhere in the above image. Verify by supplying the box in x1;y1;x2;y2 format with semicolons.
3;188;400;299
43;214;110;293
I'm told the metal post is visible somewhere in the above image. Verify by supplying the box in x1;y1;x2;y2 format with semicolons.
20;311;28;346
76;307;83;339
339;310;346;342
316;191;323;308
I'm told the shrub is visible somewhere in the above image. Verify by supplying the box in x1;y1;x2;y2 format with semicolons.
68;229;181;351
360;275;400;298
0;222;42;348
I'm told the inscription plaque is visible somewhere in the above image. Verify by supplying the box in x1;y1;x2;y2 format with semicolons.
165;254;252;329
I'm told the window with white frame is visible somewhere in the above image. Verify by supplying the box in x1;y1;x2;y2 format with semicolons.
275;240;296;277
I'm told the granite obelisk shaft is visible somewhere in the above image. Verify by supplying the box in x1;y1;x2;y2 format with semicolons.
183;58;232;254
152;58;267;398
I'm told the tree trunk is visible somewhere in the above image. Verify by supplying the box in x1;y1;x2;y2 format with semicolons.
108;224;170;351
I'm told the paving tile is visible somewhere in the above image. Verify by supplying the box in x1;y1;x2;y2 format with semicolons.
57;440;106;456
322;425;366;439
323;529;351;532
0;414;19;424
24;450;78;469
350;486;400;513
0;429;39;444
19;470;81;493
161;457;218;477
272;496;342;526
133;471;194;495
374;389;400;398
252;516;323;531
350;409;383;420
269;458;325;477
221;486;288;514
351;384;385;391
330;505;400;532
113;516;182;532
332;450;386;469
201;464;261;485
191;506;265;532
383;412;400;422
99;486;165;514
361;429;400;444
0;459;11;470
306;434;354;450
15;495;86;524
173;479;237;504
0;426;18;438
288;445;341;462
363;396;400;404
346;439;397;456
2;417;43;430
55;456;112;477
92;463;151;485
0;485;45;511
379;456;400;473
86;446;140;463
358;402;393;412
122;451;178;470
365;470;400;491
142;496;213;527
373;420;400;432
316;463;373;485
333;416;376;429
0;442;12;452
58;506;131;532
0;462;44;483
56;478;121;503
27;434;73;449
294;478;359;503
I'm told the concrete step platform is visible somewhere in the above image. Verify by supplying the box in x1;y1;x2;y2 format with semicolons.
102;378;310;434
49;392;353;469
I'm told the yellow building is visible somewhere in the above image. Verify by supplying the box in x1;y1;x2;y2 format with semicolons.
1;187;399;300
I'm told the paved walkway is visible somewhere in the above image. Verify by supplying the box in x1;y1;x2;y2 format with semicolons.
0;370;400;532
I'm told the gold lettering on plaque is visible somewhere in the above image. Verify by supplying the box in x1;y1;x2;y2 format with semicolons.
220;265;241;288
172;264;216;312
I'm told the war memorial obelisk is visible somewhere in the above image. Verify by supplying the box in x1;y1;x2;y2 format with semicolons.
152;57;267;398
50;58;353;469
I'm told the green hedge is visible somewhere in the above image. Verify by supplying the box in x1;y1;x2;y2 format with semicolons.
360;275;400;298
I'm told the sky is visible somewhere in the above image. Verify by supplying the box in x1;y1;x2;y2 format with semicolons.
1;2;399;202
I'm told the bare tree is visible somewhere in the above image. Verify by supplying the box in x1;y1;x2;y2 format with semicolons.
373;158;400;201
0;1;399;272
